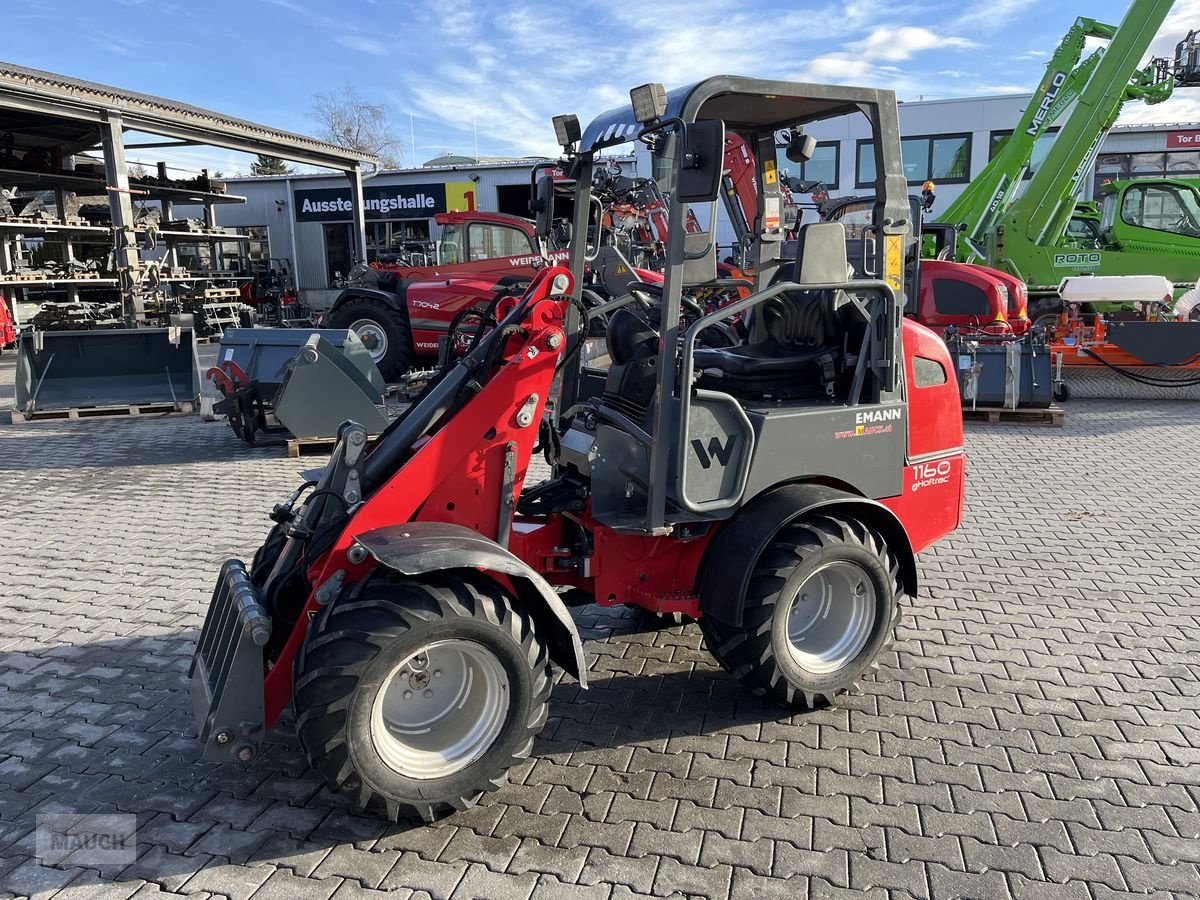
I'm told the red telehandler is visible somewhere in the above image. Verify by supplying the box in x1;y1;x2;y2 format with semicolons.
191;76;967;823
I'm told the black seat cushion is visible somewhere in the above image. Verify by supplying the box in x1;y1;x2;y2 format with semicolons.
693;287;846;400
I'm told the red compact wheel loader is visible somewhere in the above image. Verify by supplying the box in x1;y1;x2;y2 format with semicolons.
190;76;967;823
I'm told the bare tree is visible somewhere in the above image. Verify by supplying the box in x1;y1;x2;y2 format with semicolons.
128;163;149;182
310;86;402;168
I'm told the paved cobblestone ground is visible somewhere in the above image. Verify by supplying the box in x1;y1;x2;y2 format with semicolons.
1;352;1199;899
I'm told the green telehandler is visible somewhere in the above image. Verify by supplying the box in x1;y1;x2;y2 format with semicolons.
935;0;1200;326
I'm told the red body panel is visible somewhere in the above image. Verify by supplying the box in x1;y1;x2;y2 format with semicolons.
0;296;15;347
916;260;1013;335
263;268;571;726
884;319;967;552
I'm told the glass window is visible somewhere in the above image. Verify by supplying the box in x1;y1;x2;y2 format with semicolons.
783;142;839;189
931;136;969;181
1122;183;1200;235
1130;152;1168;175
438;223;464;264
900;139;927;182
467;223;532;261
823;197;875;238
856;140;877;186
857;134;970;187
1167;151;1200;174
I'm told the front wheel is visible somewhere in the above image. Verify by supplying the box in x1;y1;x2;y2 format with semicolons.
293;572;552;822
700;514;900;709
328;297;414;382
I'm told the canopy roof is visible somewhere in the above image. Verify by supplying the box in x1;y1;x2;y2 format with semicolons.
581;75;891;152
0;61;374;171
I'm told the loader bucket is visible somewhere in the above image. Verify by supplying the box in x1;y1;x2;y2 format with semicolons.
213;328;384;398
273;334;389;439
15;327;200;413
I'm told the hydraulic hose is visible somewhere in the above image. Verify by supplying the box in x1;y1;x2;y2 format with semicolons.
1080;347;1200;388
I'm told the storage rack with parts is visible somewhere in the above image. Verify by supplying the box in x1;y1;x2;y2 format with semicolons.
0;165;252;336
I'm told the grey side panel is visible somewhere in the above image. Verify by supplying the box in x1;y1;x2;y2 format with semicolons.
743;402;907;501
590;423;649;526
677;392;754;511
353;522;588;687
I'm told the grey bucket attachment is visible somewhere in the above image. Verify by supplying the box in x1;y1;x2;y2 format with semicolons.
15;327;200;413
213;327;383;398
273;334;389;439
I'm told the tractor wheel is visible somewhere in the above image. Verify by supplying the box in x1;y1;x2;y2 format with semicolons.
1028;298;1065;334
328;298;414;382
700;514;900;709
293;572;552;823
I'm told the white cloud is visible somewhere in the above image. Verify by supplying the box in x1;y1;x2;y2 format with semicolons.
334;34;389;56
952;0;1039;29
861;26;977;62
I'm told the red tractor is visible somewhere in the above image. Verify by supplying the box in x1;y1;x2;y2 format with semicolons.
323;211;568;380
191;76;967;823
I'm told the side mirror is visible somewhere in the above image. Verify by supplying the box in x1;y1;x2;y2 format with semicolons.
786;132;817;164
530;174;555;238
677;120;725;203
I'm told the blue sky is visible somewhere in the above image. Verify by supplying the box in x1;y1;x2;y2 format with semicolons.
7;0;1200;175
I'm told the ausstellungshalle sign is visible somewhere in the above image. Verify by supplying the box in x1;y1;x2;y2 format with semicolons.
293;182;476;222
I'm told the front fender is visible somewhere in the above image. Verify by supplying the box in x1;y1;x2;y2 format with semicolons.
332;286;407;313
353;521;587;687
698;482;918;627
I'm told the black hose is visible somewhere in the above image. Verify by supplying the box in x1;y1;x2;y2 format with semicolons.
1080;347;1200;388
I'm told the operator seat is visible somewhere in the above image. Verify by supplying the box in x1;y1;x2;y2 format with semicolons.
693;223;854;400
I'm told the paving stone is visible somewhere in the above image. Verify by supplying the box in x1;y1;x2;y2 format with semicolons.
248;870;341;900
578;848;658;893
378;852;468;898
312;845;401;889
449;863;537;900
182;859;273;900
508;838;589;883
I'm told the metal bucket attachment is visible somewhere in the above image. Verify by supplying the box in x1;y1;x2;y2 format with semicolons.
212;327;384;398
273;334;389;439
15;327;200;413
190;558;270;764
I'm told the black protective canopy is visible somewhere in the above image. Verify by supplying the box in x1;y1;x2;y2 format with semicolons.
581;75;883;151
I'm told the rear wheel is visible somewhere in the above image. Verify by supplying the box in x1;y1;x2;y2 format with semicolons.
293;572;551;822
700;514;900;709
328;298;414;382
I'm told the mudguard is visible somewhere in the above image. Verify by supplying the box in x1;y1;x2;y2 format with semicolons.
331;285;408;314
698;482;918;627
352;521;588;687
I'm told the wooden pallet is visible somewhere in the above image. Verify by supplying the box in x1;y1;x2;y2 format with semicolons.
11;401;194;424
962;404;1065;427
286;433;380;458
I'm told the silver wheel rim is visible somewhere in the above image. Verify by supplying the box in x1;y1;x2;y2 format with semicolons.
370;639;509;780
350;318;388;363
784;561;876;675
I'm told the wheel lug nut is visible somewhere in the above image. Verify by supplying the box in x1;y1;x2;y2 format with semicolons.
434;670;442;678
424;689;433;698
403;690;412;699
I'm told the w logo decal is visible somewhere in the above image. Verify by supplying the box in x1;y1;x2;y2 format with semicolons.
691;435;737;469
